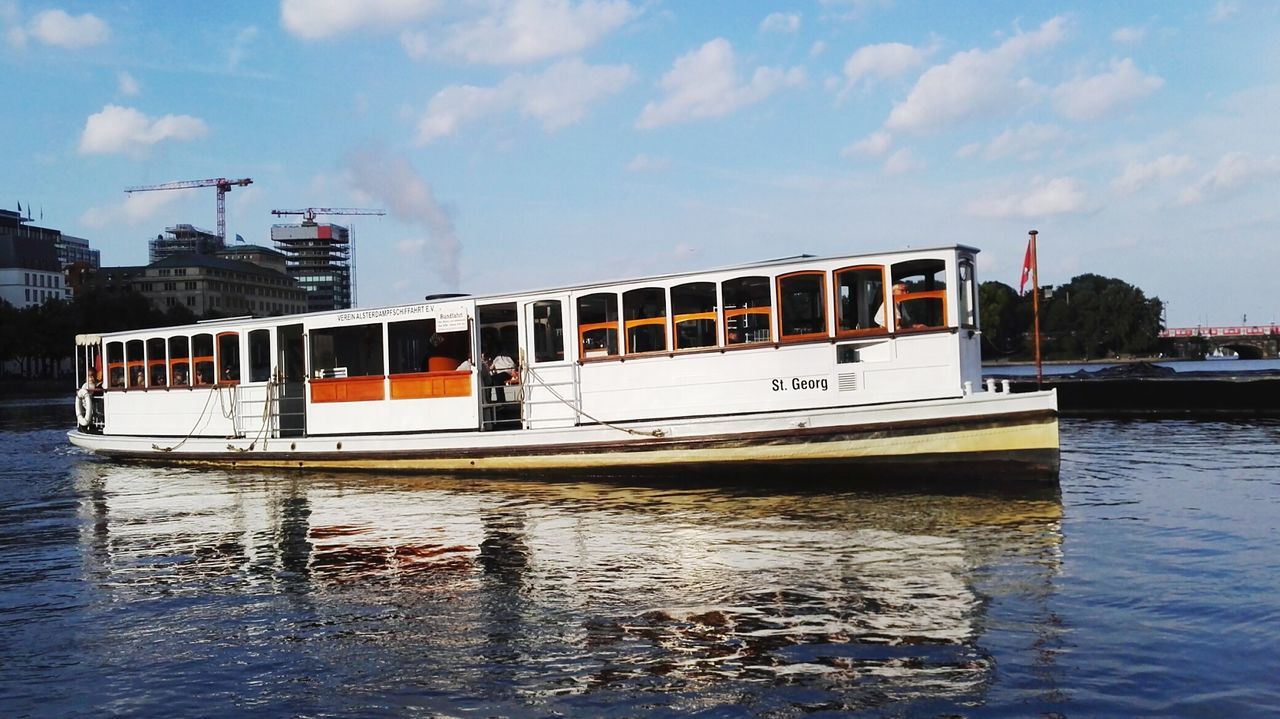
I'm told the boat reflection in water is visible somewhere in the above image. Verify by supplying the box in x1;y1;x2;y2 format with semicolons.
76;463;1062;711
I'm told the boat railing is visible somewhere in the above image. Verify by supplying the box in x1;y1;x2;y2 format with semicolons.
480;382;523;431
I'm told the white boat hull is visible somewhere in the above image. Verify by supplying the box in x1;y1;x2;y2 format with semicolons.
68;389;1059;481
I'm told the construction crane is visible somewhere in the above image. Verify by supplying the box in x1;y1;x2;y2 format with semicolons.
270;207;386;308
125;177;253;240
270;207;387;225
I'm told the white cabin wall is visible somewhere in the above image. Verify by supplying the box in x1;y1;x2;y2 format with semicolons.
305;391;479;435
103;389;237;437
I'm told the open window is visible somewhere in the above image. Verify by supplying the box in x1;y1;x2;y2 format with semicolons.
722;276;771;345
387;317;472;400
672;282;717;350
147;338;167;387
169;336;190;386
777;271;828;342
836;265;887;337
891;259;948;331
106;341;125;388
126;339;145;388
623;287;667;354
217;332;240;383
310;322;386;402
192;333;215;385
577;292;619;358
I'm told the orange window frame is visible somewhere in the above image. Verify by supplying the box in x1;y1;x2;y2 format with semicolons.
673;311;718;350
578;321;619;358
834;264;889;339
776;271;829;343
894;289;948;332
723;307;771;344
623;316;667;354
215;331;240;385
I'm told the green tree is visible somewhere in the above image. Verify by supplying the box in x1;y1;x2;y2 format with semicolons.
979;281;1030;357
1040;273;1164;360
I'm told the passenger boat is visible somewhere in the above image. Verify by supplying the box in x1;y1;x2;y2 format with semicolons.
67;245;1059;480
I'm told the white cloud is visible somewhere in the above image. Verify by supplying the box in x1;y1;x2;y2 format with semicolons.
1209;1;1239;22
1052;58;1163;121
117;71;140;96
417;58;633;143
809;40;827;57
841;40;933;90
80;189;195;229
438;0;636;65
28;9;109;49
345;145;461;289
883;147;923;175
625;154;671;172
760;12;800;34
227;26;259;72
965;176;1088;218
840;130;892;158
636;38;805;129
968;123;1067;161
1111;154;1194;195
78;105;209;156
281;0;439;40
1111;26;1145;44
1177;152;1280;205
886;16;1066;133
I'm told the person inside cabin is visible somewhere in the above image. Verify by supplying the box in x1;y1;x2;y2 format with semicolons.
152;366;166;386
892;282;923;330
173;367;188;386
486;343;518;385
132;369;145;387
109;367;125;388
456;357;473;371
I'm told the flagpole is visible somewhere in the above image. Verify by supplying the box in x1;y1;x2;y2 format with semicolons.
1030;229;1042;388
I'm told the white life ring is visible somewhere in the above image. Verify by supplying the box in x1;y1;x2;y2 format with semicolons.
75;385;92;427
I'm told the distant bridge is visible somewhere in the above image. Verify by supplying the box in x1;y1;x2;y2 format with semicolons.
1159;325;1280;359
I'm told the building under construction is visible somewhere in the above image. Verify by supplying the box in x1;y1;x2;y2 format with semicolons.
270;222;352;312
149;224;223;263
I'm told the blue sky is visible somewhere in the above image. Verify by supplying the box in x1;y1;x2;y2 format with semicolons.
2;1;1278;327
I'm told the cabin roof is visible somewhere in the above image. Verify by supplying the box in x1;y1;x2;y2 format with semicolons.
90;243;979;338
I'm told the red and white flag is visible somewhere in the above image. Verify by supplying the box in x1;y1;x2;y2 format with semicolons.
1018;238;1034;295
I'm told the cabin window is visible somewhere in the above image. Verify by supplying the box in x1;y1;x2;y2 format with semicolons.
146;338;167;387
248;329;271;382
891;259;947;331
311;323;384;378
388;318;470;374
106;341;125;388
623;287;667;354
835;265;887;336
169;336;190;386
722;276;772;345
530;301;565;363
217;333;240;383
777;272;828;341
192;333;215;385
126;339;145;388
958;257;976;329
672;282;717;350
577;293;619;358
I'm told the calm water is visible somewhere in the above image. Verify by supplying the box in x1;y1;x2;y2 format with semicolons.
987;358;1280;376
2;400;1279;718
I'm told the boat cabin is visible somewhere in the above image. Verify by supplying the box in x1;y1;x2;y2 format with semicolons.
74;245;983;440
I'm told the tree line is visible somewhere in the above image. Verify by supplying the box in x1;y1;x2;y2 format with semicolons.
1;273;1167;379
0;288;198;379
981;273;1165;361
